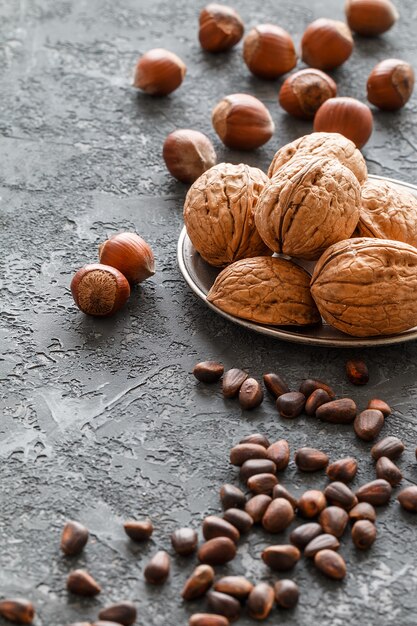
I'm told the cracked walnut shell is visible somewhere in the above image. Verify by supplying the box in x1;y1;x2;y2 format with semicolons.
311;238;417;336
268;132;367;184
207;256;320;326
357;179;417;247
183;163;271;267
255;156;361;260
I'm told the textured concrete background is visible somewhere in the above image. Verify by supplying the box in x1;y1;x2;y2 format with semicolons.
1;0;417;624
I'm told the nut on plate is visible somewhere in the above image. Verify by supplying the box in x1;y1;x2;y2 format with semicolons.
310;237;417;336
183;162;271;267
357;179;417;247
268;132;367;184
207;256;321;326
256;156;361;260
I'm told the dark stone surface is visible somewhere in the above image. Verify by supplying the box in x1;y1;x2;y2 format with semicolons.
1;0;417;624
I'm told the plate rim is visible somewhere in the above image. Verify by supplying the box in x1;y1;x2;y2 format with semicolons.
177;174;417;348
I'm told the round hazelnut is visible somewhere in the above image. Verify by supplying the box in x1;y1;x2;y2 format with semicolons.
183;162;271;267
301;18;354;70
243;24;297;79
98;232;155;285
212;93;275;150
367;59;414;110
199;3;244;52
314;97;373;148
71;264;130;316
279;69;337;120
133;48;186;96
162;129;217;183
345;0;399;36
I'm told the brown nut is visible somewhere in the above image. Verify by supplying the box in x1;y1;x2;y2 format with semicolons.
71;264;130;317
66;570;101;596
208;257;320;325
245;494;272;522
61;521;89;556
239;433;271;448
376;457;402;486
223;508;254;533
262;498;295;533
230;442;267;466
238;378;264;410
206;591;240;622
367;58;414;110
163;130;217;183
202;516;240;543
324;482;357;510
276;392;307;418
290;522;322;549
354;409;385;441
301;18;353;70
198;537;237;565
326;458;358;483
279;69;337;119
123;519;153;541
367;398;391;416
305;389;332;416
98;232;155;285
274;580;299;609
247;473;278;494
98;603;137;626
240;459;277;482
357;179;417;247
295;448;329;472
261;545;301;571
199;3;244;52
314;549;346;579
310;238;417;337
247;583;275;620
346;358;369;385
314;97;373;148
268;132;367;184
298;490;327;518
316;398;357;424
193;361;224;383
304;534;340;557
263;372;290;398
356;479;392;506
272;484;298;510
371;436;405;460
189;615;229;626
214;576;254;599
398;486;417;512
256;156;361;260
299;378;336;400
144;551;170;584
352;520;377;549
223;368;249;398
319;507;349;537
349;502;377;523
0;599;35;624
220;484;246;510
182;565;215;600
266;439;290;470
133;48;186;96
171;528;198;556
243;25;297;79
212;94;275;150
345;0;399;36
184;163;270;267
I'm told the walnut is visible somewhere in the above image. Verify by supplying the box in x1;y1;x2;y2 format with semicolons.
207;256;321;326
357;179;417;247
268;132;368;184
311;237;417;336
255;156;361;260
183;162;271;267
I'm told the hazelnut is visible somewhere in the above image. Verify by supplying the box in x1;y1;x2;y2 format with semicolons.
314;97;373;148
301;18;354;70
212;93;275;150
163;129;217;183
199;3;244;52
70;264;130;316
133;48;186;96
243;24;297;79
345;0;399;36
279;69;337;120
98;232;155;285
367;58;415;110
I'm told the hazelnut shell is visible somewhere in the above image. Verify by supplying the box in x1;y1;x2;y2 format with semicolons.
314;97;373;149
243;24;297;79
199;3;244;52
279;69;337;119
367;58;415;110
212;93;275;150
163;129;217;183
301;18;353;70
133;48;186;96
70;263;130;317
345;0;399;36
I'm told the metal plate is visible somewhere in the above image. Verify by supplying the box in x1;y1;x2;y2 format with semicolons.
177;175;417;347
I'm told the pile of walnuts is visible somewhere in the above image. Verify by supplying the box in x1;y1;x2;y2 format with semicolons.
183;132;417;338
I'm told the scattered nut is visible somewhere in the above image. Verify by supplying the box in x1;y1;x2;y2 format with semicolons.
133;48;186;95
314;97;373;148
98;232;155;285
243;24;297;79
199;3;244;52
212;94;275;150
163;129;217;183
301;18;353;70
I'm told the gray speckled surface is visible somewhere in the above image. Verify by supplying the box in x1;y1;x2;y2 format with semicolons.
1;0;417;624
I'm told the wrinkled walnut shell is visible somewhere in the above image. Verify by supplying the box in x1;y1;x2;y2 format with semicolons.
207;256;321;326
184;162;271;267
255;156;361;260
268;132;367;184
357;179;417;247
311;237;417;336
